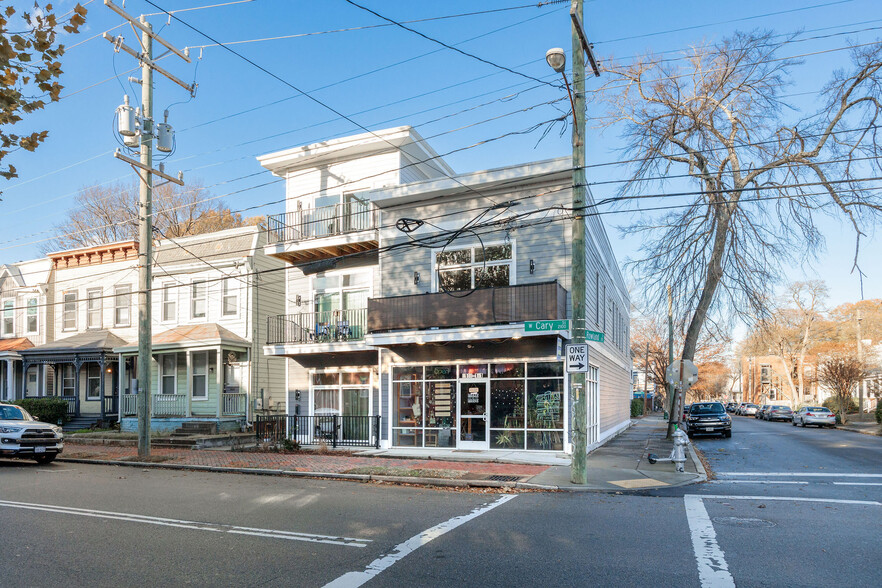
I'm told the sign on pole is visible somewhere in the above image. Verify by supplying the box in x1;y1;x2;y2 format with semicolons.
585;330;604;343
565;343;589;373
525;320;570;332
665;359;698;385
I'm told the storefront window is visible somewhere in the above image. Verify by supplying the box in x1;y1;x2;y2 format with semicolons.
491;362;525;378
425;365;456;380
394;381;422;428
392;366;422;381
527;362;564;378
458;364;488;379
527;379;564;429
313;373;339;386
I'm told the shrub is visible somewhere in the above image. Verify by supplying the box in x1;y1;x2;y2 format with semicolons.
875;403;882;425
281;438;300;452
822;397;858;413
630;398;645;418
14;397;69;425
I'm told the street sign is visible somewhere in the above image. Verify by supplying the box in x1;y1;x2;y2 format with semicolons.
665;360;698;385
525;319;570;332
586;330;604;343
565;343;589;373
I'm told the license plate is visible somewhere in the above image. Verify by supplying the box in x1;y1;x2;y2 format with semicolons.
35;446;46;454
703;427;714;431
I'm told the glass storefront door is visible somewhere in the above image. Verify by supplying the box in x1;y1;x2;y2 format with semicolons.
459;381;488;449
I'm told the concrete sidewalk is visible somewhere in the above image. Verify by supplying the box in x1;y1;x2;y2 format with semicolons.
59;416;704;492
837;419;882;436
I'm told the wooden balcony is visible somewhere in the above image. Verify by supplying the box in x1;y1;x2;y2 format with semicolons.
265;202;378;264
368;281;568;333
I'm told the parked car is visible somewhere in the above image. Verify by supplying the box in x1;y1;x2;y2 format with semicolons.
0;403;64;464
735;403;747;415
792;406;836;428
756;404;771;419
684;402;732;438
742;403;759;416
765;405;793;422
725;402;737;413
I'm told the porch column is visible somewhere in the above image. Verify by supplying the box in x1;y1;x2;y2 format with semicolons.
4;359;12;402
99;356;106;421
118;354;125;420
215;347;222;419
74;359;82;417
186;351;192;418
20;359;29;398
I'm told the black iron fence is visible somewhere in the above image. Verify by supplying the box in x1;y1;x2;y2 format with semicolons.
255;414;381;448
266;201;376;244
266;308;367;345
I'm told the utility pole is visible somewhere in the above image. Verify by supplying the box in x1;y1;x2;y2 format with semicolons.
666;285;676;437
857;308;864;421
105;0;194;458
643;341;649;414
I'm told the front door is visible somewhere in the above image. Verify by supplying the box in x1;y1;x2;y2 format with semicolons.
458;381;488;449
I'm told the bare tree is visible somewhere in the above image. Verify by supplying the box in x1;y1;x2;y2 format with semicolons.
816;353;867;424
44;181;262;252
790;281;828;403
597;32;882;365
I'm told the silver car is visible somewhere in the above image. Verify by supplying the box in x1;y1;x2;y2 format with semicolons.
742;403;759;416
0;403;64;464
792;406;836;428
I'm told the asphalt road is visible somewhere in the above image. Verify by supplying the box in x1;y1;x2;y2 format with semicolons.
1;416;879;587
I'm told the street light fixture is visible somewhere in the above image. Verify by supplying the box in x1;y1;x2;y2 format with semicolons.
545;48;577;134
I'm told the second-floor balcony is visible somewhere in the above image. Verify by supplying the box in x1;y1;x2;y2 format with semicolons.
265;202;378;264
367;281;568;333
266;308;368;346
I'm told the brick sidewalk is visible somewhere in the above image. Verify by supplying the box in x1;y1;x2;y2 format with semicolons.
62;444;550;477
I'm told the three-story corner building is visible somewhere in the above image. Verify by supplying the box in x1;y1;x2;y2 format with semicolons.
0;259;52;402
14;226;286;432
261;127;632;454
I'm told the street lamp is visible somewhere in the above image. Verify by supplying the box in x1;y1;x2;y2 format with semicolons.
545;48;578;134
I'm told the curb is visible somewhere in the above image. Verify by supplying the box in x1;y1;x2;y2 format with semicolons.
687;441;709;482
836;425;882;437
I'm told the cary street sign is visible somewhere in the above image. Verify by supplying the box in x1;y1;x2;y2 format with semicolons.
525;320;570;332
565;343;589;373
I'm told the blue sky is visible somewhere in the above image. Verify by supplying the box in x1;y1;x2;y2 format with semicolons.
1;0;879;313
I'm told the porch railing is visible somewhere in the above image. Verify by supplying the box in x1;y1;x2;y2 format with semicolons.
60;395;77;418
266;308;367;345
103;395;117;417
255;415;381;448
266;201;377;244
122;394;138;416
222;393;247;416
152;394;187;417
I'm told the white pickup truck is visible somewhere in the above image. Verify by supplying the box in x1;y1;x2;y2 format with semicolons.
0;403;64;464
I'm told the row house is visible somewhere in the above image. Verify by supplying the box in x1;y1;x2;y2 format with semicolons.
6;226;286;432
260;127;632;453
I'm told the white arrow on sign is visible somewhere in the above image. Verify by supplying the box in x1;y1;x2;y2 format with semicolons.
565;343;589;373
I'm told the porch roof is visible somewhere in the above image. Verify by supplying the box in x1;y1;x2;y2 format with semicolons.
0;337;34;353
19;330;129;363
113;323;251;354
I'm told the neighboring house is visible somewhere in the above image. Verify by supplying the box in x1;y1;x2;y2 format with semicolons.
0;258;52;402
260;126;632;453
740;355;795;405
15;227;286;432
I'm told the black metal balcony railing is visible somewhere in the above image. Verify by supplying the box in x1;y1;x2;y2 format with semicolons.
368;281;568;332
266;308;368;345
266;201;377;245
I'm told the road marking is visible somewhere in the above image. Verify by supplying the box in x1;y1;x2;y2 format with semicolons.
708;480;809;485
695;495;882;506
324;494;517;588
716;472;882;478
832;482;882;486
684;495;735;588
0;500;371;547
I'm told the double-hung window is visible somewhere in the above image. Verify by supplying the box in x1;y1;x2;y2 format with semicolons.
191;352;208;399
191;280;207;320
61;365;75;397
86;288;102;329
26;297;38;334
435;243;513;292
162;282;176;322
160;354;177;395
62;292;77;331
221;278;238;317
86;364;101;399
114;284;131;327
1;299;13;336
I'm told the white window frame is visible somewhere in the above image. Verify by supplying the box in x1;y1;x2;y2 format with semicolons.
430;240;516;293
86;363;101;400
25;296;38;334
114;284;132;327
308;370;373;419
221;278;238;318
1;298;13;336
161;281;177;323
86;288;102;329
191;280;207;320
61;365;75;397
62;291;77;331
309;270;373;311
160;353;177;395
191;351;208;400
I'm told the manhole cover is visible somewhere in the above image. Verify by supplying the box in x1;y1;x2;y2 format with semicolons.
712;517;776;528
486;475;523;482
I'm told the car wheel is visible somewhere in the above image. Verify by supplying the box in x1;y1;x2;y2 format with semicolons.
792;420;797;426
34;454;56;465
723;430;732;438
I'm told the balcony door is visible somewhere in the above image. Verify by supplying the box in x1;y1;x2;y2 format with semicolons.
458;381;489;449
312;272;370;341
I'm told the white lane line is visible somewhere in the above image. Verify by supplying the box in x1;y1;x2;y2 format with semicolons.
716;472;882;478
708;480;809;485
0;500;370;547
324;494;518;588
832;482;882;486
695;495;882;506
684;495;735;588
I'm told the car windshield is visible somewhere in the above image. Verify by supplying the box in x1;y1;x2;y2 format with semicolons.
690;403;725;415
0;405;28;420
746;404;758;408
772;406;789;410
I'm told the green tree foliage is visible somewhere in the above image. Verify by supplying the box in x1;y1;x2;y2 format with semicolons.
0;2;87;179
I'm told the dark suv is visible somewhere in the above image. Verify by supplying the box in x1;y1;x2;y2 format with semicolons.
684;402;732;438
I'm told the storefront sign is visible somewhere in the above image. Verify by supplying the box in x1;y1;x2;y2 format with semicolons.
524;320;570;332
467;388;480;403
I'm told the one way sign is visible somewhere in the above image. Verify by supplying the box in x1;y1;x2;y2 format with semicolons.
565;343;589;373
